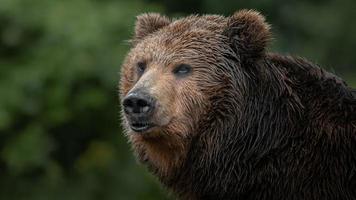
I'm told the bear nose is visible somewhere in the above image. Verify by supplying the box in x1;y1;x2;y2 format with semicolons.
123;92;155;117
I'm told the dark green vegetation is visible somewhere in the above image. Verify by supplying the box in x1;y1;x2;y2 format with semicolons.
0;0;355;199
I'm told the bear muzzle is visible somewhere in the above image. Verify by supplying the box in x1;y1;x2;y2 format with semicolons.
122;90;157;133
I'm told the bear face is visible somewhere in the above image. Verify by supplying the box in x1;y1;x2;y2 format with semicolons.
120;10;271;175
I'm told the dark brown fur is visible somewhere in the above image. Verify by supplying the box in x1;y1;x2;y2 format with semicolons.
120;10;356;200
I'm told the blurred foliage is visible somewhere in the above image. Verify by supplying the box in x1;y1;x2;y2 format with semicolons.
0;0;354;200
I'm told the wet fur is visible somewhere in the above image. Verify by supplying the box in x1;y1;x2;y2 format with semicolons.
170;54;356;200
120;10;356;200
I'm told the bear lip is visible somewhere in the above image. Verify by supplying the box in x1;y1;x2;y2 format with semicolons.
130;122;155;133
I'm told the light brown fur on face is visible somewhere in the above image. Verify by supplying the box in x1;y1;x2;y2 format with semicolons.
120;28;211;176
122;57;207;174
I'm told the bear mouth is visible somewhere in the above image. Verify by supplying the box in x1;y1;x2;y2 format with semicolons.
130;122;155;133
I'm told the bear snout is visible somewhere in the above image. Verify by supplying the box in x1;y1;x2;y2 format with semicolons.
123;90;157;132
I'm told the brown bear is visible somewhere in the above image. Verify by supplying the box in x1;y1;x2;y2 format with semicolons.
119;10;356;200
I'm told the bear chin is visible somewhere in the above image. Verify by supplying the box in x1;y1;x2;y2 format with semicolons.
129;127;162;138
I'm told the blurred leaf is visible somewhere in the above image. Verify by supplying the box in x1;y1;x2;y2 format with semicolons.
76;141;115;172
1;124;53;174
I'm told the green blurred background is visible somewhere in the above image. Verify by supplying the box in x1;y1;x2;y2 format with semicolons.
0;0;355;199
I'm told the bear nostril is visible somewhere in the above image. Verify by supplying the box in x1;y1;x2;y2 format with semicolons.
123;98;133;108
137;99;149;107
123;98;134;114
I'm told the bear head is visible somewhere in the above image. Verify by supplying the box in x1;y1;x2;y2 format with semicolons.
120;10;271;176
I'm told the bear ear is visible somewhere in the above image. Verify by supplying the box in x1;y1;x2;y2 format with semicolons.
223;10;271;63
133;13;171;44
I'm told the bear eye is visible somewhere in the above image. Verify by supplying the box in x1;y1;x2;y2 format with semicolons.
137;61;146;75
173;64;192;77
